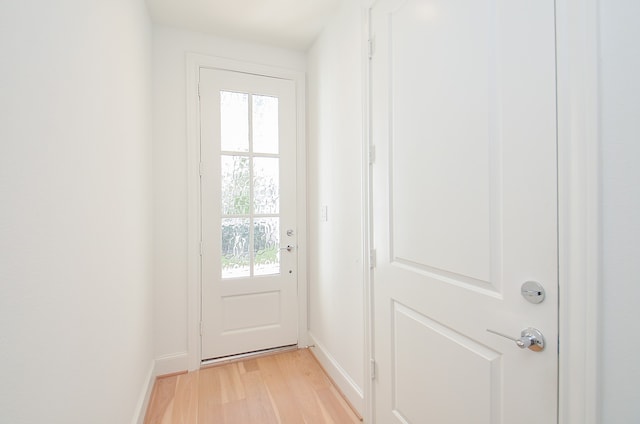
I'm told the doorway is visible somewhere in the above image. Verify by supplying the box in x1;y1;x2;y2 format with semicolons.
199;68;299;361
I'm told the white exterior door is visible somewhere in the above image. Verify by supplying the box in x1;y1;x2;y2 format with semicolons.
199;68;298;360
370;0;558;423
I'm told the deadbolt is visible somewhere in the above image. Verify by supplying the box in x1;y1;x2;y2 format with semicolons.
521;281;545;304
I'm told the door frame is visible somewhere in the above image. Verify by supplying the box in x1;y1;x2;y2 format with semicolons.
185;53;308;371
555;0;601;422
362;0;601;422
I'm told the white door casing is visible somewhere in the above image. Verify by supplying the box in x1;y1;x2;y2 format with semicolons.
370;0;558;422
200;68;298;360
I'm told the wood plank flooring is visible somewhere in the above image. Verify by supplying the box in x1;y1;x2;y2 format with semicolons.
144;348;362;424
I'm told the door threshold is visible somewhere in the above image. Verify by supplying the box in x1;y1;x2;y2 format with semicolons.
200;344;298;368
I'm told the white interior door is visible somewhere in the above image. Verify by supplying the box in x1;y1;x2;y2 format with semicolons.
200;68;298;360
370;0;558;423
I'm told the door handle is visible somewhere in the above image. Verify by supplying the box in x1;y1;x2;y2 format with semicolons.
486;328;545;352
280;245;296;252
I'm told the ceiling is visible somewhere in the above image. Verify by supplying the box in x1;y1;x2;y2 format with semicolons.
146;0;342;51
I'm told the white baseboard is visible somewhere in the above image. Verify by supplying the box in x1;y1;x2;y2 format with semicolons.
307;332;364;415
154;351;190;376
132;359;155;424
131;352;191;424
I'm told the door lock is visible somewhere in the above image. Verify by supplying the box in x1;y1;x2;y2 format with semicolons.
486;327;545;352
521;281;545;304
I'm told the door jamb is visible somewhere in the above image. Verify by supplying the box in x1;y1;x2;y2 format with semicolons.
362;2;375;424
362;0;601;422
556;0;601;422
186;53;308;371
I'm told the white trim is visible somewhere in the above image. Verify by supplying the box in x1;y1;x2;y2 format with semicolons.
308;332;365;415
131;359;155;424
556;0;601;422
362;1;375;423
154;351;190;376
186;53;308;371
186;53;202;373
294;65;310;350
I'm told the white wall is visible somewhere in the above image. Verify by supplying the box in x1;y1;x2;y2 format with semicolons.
0;1;154;424
306;1;366;412
152;26;305;371
599;0;640;421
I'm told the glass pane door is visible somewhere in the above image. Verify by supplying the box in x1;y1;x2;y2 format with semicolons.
200;67;297;361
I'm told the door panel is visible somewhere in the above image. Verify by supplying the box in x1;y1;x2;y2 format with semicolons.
200;68;298;360
390;0;495;285
371;0;558;422
393;302;500;424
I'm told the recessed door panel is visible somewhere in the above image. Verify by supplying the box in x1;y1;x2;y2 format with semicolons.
222;291;281;333
390;0;497;286
393;302;501;424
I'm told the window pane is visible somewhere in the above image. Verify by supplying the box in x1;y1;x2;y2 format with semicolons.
252;95;279;154
254;218;280;276
253;157;279;214
221;218;250;278
221;91;249;152
221;155;250;215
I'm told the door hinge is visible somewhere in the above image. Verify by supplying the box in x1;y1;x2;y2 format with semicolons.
368;38;375;59
370;249;377;269
200;321;203;336
199;241;203;256
197;81;201;98
369;145;376;164
370;358;376;380
199;161;204;177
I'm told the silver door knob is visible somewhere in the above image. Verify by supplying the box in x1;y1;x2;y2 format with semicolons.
280;245;295;252
486;327;545;352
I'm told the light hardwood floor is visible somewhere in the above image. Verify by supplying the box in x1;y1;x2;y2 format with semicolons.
144;348;362;423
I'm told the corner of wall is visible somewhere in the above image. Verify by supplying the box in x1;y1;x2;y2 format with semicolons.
154;352;191;376
132;359;156;424
132;352;191;424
